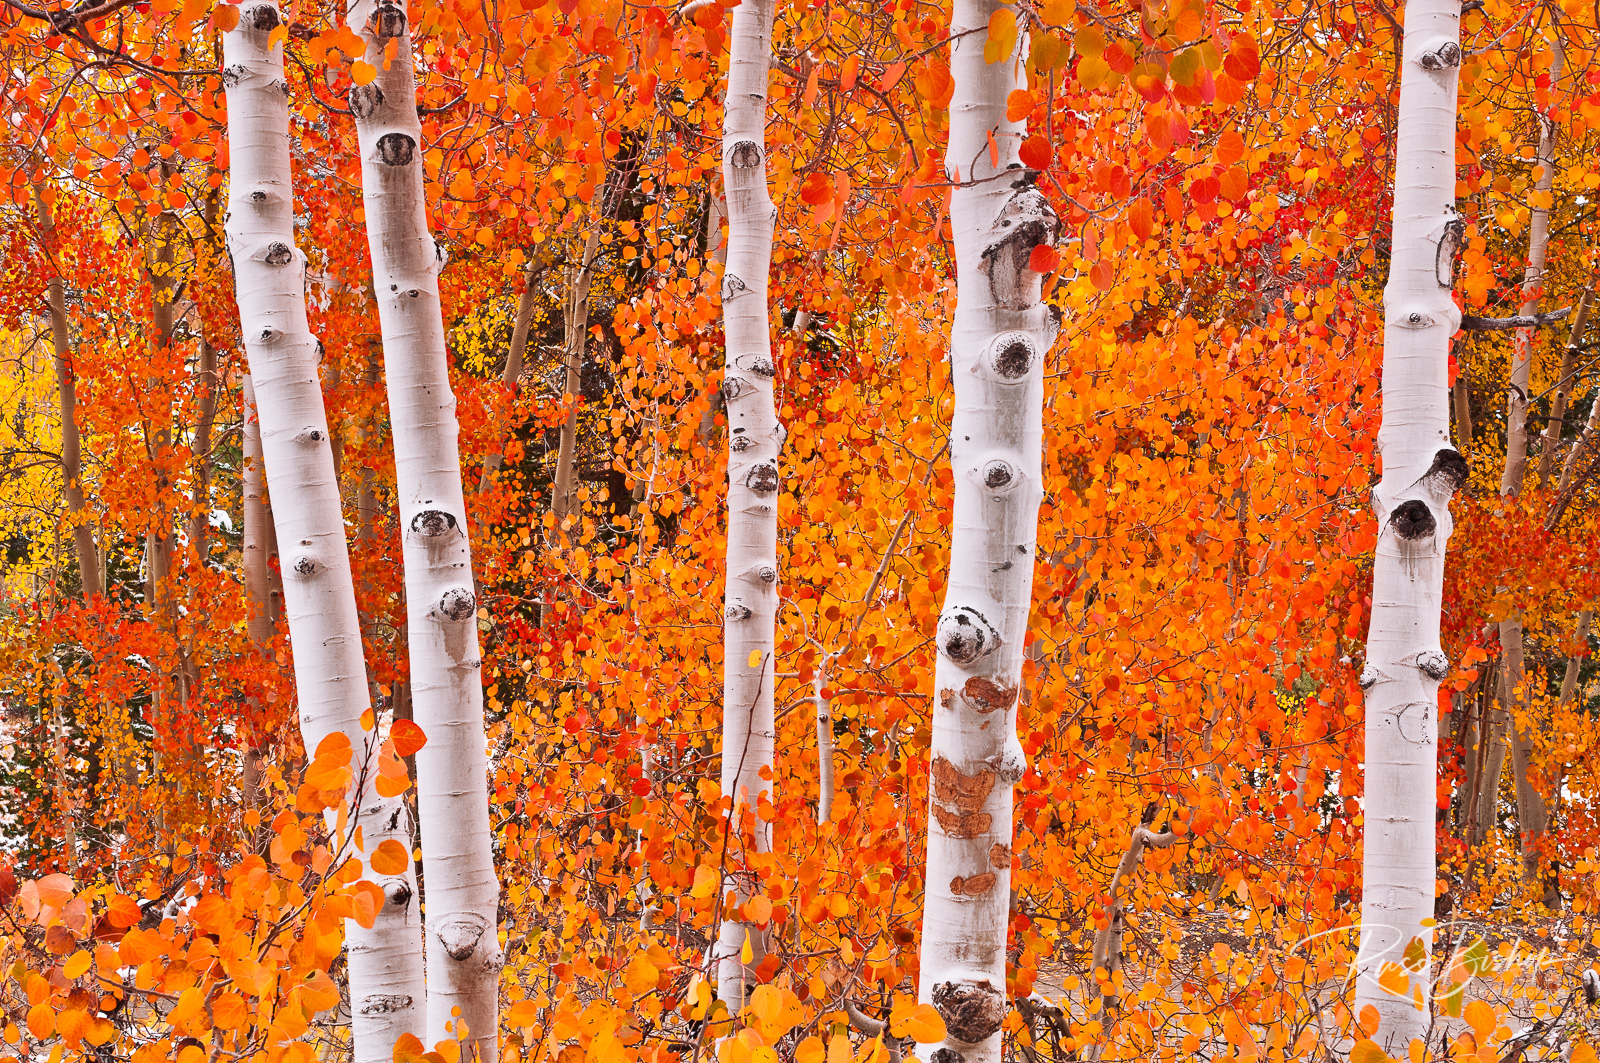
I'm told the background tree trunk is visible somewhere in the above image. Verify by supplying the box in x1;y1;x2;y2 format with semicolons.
34;183;101;596
224;10;427;1062
1351;0;1466;1047
915;3;1058;1062
348;2;503;1057
1497;88;1558;887
552;219;603;538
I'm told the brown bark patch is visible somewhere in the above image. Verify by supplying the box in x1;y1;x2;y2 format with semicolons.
950;872;998;897
989;843;1010;869
939;688;956;710
962;676;1017;714
931;806;992;839
931;980;1005;1045
931;756;995;813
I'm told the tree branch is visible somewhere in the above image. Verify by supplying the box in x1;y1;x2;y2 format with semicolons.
1460;306;1573;331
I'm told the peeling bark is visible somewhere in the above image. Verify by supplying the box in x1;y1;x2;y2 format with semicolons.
915;3;1058;1060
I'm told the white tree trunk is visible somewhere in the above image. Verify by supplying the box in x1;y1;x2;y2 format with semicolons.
346;4;502;1058
714;0;780;1012
1352;0;1466;1046
915;6;1058;1063
223;11;427;1062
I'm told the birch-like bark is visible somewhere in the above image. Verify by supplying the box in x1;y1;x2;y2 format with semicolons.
1351;0;1466;1047
347;4;502;1056
242;377;277;647
916;6;1058;1062
813;652;835;824
34;184;101;596
1089;824;1176;1012
223;11;427;1061
1558;610;1591;707
714;0;781;1011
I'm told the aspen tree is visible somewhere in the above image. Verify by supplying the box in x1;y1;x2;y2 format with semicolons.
714;0;781;1011
916;1;1058;1060
1351;0;1467;1047
348;2;502;1056
222;9;426;1061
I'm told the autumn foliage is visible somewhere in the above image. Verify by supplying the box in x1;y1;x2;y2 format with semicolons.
0;0;1598;1057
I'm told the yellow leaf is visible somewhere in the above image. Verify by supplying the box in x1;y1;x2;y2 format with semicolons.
741;930;753;964
1348;1040;1387;1063
888;1001;947;1043
827;1035;850;1063
747;649;762;668
691;865;719;899
353;60;378;86
623;954;659;995
985;9;1018;64
63;950;91;979
750;985;782;1025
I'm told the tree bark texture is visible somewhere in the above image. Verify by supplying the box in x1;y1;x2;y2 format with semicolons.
714;0;781;1012
223;11;427;1061
1351;0;1466;1048
915;7;1059;1063
347;3;502;1057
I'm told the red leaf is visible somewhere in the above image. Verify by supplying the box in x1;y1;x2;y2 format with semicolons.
1027;244;1060;273
391;719;427;757
1019;136;1052;170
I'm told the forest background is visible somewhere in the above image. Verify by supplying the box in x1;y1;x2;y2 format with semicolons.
0;0;1598;1056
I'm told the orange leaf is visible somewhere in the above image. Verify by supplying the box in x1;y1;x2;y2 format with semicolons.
745;895;774;924
1214;128;1245;165
1127;200;1155;241
369;839;410;876
984;9;1017;64
986;128;1000;168
1005;89;1036;122
314;731;352;761
393;1033;427;1063
211;3;240;31
391;719;427;757
1349;1040;1387;1063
